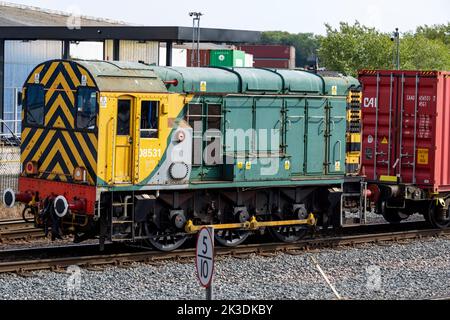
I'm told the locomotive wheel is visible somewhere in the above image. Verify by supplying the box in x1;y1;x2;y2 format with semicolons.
380;201;407;224
269;225;308;243
427;200;450;229
144;225;189;251
214;229;250;247
269;206;309;243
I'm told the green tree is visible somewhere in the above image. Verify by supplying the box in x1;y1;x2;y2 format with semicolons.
317;22;450;76
260;31;320;68
317;22;392;76
400;33;450;70
415;23;450;46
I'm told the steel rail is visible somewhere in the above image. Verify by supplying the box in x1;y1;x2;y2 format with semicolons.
0;227;448;274
0;228;45;241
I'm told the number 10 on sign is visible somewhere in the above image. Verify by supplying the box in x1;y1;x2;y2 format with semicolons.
196;227;215;298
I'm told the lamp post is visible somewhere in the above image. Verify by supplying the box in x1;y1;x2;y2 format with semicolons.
391;28;400;70
189;12;203;67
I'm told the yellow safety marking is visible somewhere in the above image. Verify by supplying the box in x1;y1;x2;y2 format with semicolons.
185;214;316;234
380;175;397;182
21;129;47;162
40;62;59;86
88;132;98;148
61;131;88;170
39;140;74;174
349;134;361;143
45;95;75;127
75;132;97;170
284;160;291;170
381;137;388;144
417;148;429;165
45;73;75;107
21;127;31;143
47;163;68;182
62;62;81;87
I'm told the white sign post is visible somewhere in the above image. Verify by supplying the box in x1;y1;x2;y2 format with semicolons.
196;227;214;300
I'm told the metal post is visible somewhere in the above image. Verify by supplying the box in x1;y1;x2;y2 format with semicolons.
165;41;173;67
13;88;18;135
392;28;400;70
0;39;4;133
63;40;70;59
396;28;400;70
113;39;120;61
206;226;214;300
191;17;195;67
197;15;201;67
189;12;203;67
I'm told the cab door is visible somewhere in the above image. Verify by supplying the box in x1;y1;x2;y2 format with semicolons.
113;97;134;183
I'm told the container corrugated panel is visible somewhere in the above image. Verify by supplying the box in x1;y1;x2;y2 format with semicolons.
253;59;290;69
237;45;292;59
359;70;450;192
186;49;210;67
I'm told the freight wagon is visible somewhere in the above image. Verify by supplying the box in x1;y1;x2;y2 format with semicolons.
359;70;450;228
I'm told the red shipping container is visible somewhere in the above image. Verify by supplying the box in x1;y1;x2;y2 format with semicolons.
186;49;210;67
237;45;292;59
359;70;450;192
253;59;290;69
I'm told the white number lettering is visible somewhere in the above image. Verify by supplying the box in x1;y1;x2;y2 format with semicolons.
140;149;161;158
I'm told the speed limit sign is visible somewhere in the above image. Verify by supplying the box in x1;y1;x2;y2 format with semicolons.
196;227;214;289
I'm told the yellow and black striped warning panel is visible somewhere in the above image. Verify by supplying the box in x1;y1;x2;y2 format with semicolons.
21;60;98;185
346;89;361;174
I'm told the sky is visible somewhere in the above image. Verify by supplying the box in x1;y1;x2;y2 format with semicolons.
4;0;450;34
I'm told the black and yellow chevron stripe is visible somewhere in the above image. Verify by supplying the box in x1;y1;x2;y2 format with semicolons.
21;60;98;185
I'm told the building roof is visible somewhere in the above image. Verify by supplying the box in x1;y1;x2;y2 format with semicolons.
0;2;261;42
0;2;126;26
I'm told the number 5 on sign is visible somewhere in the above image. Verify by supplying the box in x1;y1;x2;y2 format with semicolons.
196;227;214;290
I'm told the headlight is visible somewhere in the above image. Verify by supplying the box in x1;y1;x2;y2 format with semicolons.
25;161;38;175
73;167;87;183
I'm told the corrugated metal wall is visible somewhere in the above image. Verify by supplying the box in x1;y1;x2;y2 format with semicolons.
104;40;159;64
3;40;62;135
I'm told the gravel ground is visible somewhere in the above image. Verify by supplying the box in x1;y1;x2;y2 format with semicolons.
0;236;449;300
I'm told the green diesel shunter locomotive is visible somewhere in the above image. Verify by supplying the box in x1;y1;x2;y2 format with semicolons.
3;59;360;251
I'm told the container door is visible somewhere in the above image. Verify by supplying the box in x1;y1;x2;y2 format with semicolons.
361;73;398;180
114;97;135;184
396;73;436;185
285;98;306;175
328;99;346;174
305;98;326;175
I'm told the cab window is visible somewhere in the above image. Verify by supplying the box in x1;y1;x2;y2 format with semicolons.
140;101;159;138
25;85;45;126
76;88;97;130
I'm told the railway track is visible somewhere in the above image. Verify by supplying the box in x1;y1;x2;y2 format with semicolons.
0;219;45;242
0;225;448;274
